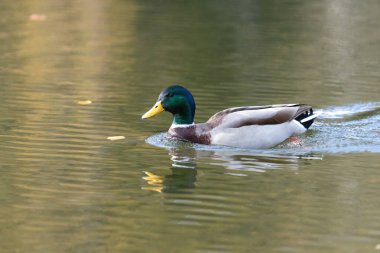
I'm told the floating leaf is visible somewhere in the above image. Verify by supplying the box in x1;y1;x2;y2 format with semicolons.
77;100;92;105
107;136;125;141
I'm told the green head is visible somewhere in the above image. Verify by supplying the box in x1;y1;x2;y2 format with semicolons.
142;85;196;125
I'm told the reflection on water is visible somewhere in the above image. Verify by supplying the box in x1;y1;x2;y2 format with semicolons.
143;138;324;193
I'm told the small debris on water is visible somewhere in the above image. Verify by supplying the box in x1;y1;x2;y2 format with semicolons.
77;100;92;105
107;136;126;141
29;14;46;21
376;244;380;250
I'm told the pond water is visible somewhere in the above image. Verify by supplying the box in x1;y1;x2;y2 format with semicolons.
0;1;380;252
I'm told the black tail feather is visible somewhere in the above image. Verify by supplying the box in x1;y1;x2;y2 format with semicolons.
295;108;315;129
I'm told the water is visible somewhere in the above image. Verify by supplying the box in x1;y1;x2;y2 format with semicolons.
0;0;380;252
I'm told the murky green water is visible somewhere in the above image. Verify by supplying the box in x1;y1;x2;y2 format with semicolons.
1;1;380;252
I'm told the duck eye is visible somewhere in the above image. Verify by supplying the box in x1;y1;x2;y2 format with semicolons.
167;93;173;98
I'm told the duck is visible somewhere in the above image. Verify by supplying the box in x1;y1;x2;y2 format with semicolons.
142;85;318;149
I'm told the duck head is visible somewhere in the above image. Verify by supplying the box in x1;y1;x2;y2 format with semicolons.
142;85;196;125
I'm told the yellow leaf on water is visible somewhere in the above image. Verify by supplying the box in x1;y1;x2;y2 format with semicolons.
77;100;92;105
107;136;125;141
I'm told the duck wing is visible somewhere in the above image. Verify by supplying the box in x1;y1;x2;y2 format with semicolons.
207;104;315;129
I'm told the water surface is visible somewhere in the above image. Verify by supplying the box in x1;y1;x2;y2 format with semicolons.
0;1;380;252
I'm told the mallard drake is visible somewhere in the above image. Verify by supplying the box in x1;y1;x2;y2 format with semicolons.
142;85;317;149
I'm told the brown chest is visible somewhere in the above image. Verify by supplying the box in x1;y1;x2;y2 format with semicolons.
168;126;211;145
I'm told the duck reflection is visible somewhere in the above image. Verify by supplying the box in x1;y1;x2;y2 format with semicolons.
142;147;198;193
142;142;322;193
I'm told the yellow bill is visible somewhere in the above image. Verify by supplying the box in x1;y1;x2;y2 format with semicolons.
142;101;165;119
